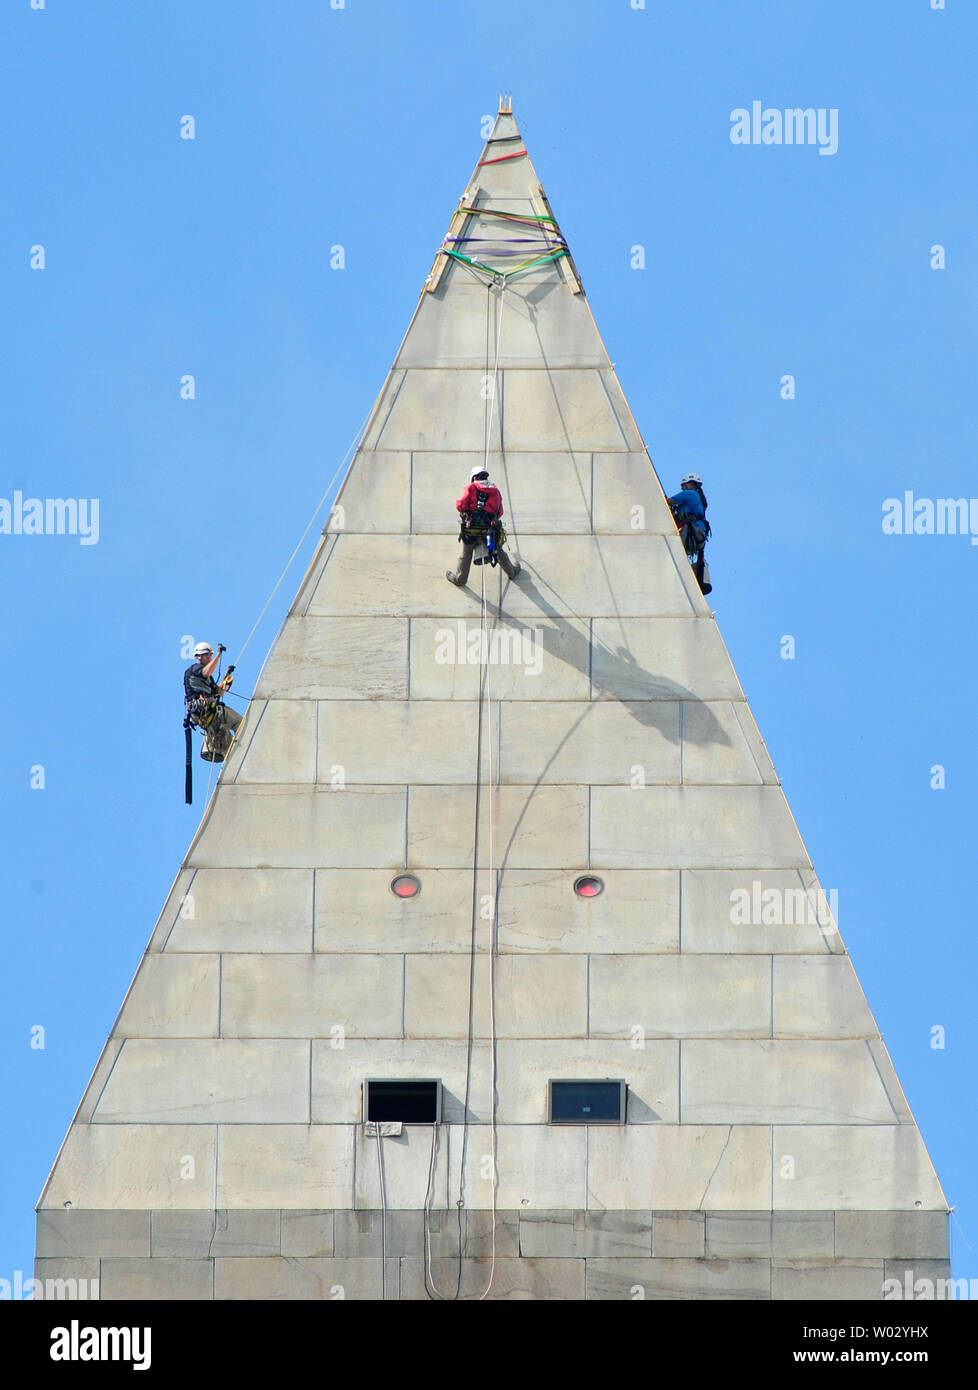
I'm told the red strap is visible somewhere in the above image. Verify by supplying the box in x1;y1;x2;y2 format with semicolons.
477;149;528;166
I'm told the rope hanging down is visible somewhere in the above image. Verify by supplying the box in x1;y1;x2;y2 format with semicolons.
424;280;506;1303
184;404;375;810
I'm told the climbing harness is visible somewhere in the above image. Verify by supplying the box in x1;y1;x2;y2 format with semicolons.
183;663;236;803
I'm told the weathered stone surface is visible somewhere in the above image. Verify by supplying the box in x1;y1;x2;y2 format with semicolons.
682;702;775;785
399;1255;586;1301
590;618;743;702
498;700;680;784
308;536;695;620
772;1260;884;1302
705;1212;773;1259
331;450;411;532
100;1257;214;1300
114;955;219;1038
652;1211;705;1258
314;867;476;954
93;1040;310;1123
773;957;880;1038
681;1041;899;1124
836;1211;949;1259
410;614;591;702
233;700;317;784
255;616;409;701
150;1210;281;1258
189;786;406;870
215;1256;392;1301
588;1127;771;1210
586;1258;770;1301
591;787;808;869
159;869;314;954
591;955;770;1039
772;1211;836;1260
221;953;403;1039
216;1125;355;1209
408;784;588;868
334;1209;425;1257
38;1125;217;1210
36;1210;150;1260
519;1210;652;1258
404;954;587;1039
280;1211;335;1257
773;1127;947;1211
497;869;679;954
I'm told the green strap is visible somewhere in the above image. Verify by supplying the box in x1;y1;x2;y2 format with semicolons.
444;246;569;282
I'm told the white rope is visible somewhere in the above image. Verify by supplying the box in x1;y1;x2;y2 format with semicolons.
376;1126;388;1300
483;282;506;475
190;406;373;809
477;562;499;1302
230;403;374;673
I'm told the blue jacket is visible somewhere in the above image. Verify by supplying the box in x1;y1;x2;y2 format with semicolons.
669;488;706;522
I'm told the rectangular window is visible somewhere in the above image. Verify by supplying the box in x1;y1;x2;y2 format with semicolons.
364;1079;442;1124
548;1079;626;1125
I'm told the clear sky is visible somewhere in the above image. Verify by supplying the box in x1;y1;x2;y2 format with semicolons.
2;0;975;1292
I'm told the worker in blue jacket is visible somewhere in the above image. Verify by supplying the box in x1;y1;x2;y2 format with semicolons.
668;472;712;595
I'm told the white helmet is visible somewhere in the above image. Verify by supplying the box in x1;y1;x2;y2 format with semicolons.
194;641;213;656
470;467;490;481
681;472;702;488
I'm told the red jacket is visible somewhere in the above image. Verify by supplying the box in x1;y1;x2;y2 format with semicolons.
456;482;504;518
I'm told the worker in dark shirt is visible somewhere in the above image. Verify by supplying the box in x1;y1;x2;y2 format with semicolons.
184;641;242;761
446;467;521;586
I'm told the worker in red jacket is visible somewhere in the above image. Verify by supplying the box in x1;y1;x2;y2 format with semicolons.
446;467;521;586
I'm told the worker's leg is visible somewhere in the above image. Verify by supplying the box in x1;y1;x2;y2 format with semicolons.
495;546;521;579
448;540;474;586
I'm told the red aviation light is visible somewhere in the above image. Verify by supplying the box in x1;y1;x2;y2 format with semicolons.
574;876;604;898
390;874;421;899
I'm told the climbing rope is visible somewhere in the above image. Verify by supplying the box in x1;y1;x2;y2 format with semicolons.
423;279;508;1302
229;401;376;675
185;402;376;811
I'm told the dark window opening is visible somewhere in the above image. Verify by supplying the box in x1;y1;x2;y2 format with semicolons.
365;1079;441;1124
549;1079;626;1125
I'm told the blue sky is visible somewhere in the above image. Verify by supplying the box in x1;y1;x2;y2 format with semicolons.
2;0;975;1290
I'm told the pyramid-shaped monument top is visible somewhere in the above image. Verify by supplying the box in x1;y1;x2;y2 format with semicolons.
36;105;948;1302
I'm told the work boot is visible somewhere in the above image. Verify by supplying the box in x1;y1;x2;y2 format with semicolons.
446;570;464;587
510;562;522;578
